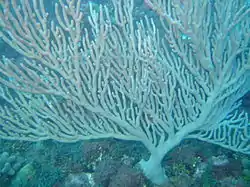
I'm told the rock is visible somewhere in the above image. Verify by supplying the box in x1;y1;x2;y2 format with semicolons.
10;163;36;187
63;172;92;187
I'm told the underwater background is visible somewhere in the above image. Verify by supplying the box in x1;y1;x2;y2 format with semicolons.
0;0;250;187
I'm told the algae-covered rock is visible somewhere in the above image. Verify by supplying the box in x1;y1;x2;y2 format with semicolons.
242;158;250;169
10;163;36;187
0;152;25;176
